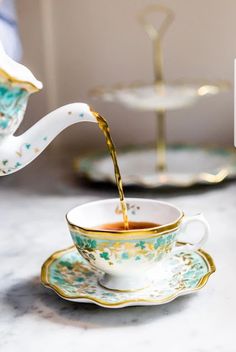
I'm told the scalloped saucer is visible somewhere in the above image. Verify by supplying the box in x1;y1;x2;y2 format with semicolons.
41;244;215;308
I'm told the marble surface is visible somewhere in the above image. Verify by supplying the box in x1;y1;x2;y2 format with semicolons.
0;154;235;352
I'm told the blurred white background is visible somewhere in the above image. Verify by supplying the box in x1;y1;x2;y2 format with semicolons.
16;0;234;155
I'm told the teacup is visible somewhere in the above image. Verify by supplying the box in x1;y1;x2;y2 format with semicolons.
66;198;209;291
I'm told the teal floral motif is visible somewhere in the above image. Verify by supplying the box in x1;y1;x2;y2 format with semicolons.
0;118;8;129
59;260;73;270
154;240;160;250
121;252;129;259
71;231;177;264
135;241;146;249
76;277;85;283
100;252;110;260
115;203;140;216
0;159;23;175
44;246;215;306
0;84;29;135
74;235;97;252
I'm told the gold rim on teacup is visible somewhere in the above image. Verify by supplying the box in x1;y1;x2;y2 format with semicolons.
66;199;184;240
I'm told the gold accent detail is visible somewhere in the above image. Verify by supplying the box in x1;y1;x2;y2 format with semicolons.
138;5;174;172
41;243;216;307
156;109;166;171
173;79;231;95
198;168;229;184
138;4;174;42
66;212;184;240
0;68;41;93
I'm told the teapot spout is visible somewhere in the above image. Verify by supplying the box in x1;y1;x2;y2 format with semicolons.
0;103;97;175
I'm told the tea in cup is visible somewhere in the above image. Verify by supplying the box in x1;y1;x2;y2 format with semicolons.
66;198;209;291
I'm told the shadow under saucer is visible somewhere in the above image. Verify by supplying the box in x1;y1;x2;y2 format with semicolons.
4;276;193;329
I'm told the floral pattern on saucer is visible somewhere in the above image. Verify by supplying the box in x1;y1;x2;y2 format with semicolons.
41;244;215;308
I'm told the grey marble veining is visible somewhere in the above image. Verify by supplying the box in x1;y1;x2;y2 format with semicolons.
0;155;235;352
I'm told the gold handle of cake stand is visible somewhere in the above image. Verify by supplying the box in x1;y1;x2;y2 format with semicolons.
138;5;174;171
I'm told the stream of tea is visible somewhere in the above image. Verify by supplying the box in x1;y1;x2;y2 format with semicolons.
91;110;129;230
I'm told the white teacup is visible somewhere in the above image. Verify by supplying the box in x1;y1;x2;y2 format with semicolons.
66;198;209;291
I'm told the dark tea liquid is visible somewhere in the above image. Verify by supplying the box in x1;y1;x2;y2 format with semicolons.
91;110;129;230
94;221;160;231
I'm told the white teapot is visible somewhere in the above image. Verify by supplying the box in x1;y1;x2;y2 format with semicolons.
0;43;97;176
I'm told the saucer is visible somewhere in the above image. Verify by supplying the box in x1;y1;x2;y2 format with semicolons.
41;243;215;308
74;144;236;188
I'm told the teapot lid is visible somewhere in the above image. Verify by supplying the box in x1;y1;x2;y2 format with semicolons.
0;42;43;92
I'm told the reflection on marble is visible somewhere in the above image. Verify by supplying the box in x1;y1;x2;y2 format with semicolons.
0;154;235;351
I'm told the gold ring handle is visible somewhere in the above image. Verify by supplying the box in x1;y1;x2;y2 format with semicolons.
138;4;174;41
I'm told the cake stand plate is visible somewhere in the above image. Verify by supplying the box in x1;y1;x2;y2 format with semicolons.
91;82;229;111
74;145;236;188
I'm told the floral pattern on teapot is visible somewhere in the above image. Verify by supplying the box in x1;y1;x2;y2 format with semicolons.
0;43;97;176
0;84;29;136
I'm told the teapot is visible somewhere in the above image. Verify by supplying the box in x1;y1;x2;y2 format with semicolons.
0;43;97;176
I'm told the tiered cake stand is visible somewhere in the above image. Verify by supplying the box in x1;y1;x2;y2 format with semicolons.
75;5;233;188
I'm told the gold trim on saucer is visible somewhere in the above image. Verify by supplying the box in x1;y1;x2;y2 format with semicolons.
41;243;216;308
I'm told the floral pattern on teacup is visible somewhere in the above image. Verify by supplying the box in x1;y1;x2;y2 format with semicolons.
115;203;140;216
71;231;177;266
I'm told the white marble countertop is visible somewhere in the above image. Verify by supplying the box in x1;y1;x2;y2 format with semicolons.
0;155;235;352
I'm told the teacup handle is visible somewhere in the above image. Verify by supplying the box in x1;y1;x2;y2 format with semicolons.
172;213;210;254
